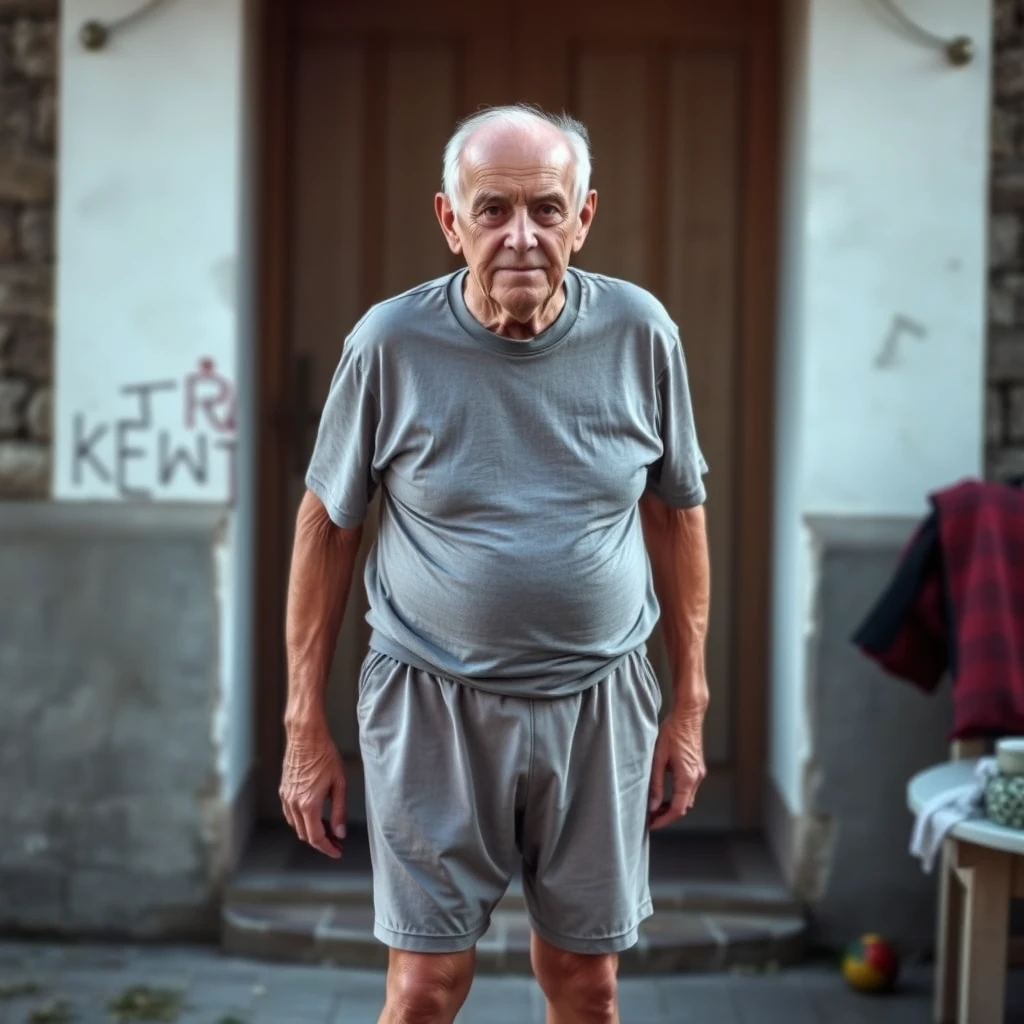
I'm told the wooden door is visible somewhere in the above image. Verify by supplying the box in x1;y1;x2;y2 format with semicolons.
257;0;779;830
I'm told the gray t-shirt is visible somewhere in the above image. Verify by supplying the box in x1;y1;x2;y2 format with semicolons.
306;267;707;698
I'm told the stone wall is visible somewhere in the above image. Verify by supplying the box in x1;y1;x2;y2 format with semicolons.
0;0;55;498
989;0;1024;476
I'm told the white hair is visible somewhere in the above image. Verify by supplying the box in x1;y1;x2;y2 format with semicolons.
442;104;592;215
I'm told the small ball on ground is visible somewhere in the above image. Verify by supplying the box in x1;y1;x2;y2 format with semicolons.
841;934;900;993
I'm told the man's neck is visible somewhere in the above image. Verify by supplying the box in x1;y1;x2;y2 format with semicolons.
463;276;566;340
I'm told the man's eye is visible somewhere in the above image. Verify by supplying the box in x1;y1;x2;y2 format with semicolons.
481;206;502;217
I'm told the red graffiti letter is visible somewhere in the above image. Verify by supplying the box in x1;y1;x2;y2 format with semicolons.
184;357;236;433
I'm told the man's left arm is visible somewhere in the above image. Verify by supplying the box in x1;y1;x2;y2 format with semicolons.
639;491;710;829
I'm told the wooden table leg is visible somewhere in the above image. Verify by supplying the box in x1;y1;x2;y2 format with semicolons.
934;839;962;1023
956;843;1012;1024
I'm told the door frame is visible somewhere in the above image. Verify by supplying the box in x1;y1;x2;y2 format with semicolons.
253;0;782;829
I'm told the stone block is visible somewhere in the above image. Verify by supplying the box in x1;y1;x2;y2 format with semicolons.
0;375;26;434
994;168;1024;213
1010;386;1024;443
992;281;1017;326
995;0;1019;39
0;84;34;149
11;16;55;79
991;212;1023;268
2;319;51;381
0;437;46;494
0;151;52;203
0;23;10;80
988;445;1024;481
997;47;1024;99
992;272;1024;327
33;83;55;150
988;385;1006;445
0;2;59;15
25;382;47;438
988;328;1024;383
18;204;50;262
992;106;1019;160
0;264;51;318
0;204;15;261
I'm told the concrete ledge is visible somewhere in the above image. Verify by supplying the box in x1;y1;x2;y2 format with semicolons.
0;508;226;937
0;501;228;539
804;513;919;551
794;510;952;954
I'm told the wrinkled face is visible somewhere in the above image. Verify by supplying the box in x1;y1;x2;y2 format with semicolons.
435;124;597;329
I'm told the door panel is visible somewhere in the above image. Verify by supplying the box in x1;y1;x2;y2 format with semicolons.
280;0;761;829
570;50;741;773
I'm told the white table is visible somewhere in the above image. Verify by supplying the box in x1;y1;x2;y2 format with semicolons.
908;760;1024;1024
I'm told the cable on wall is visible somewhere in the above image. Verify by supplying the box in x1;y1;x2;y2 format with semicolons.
79;0;174;51
874;0;974;66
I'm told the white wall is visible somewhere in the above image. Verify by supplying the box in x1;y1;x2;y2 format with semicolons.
771;0;992;811
54;0;256;802
54;0;243;504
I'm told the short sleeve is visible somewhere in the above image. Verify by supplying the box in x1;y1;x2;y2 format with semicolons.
304;341;380;528
646;330;708;507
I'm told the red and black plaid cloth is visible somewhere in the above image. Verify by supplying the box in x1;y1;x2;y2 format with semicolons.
852;478;1024;740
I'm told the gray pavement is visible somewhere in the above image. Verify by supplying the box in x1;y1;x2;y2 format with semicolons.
0;940;1022;1024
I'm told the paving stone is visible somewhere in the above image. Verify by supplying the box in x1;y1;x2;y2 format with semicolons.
458;975;536;1023
732;979;820;1024
186;978;260;1012
8;941;1024;1024
330;996;386;1023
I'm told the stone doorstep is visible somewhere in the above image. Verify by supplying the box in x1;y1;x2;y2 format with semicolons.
220;903;807;976
224;876;804;919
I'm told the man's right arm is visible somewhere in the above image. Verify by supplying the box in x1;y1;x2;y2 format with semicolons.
279;488;363;857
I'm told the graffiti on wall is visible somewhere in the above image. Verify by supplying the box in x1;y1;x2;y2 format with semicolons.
70;358;238;501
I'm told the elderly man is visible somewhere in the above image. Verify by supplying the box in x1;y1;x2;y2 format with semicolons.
280;104;710;1023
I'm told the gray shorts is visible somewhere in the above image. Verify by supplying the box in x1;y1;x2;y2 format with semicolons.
356;646;662;955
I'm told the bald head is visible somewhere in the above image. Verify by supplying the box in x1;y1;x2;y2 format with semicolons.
459;121;575;210
442;105;592;215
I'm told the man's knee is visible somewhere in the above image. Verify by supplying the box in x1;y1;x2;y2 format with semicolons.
531;936;618;1020
384;949;474;1023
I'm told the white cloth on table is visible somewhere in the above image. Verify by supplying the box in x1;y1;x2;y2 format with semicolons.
910;757;999;872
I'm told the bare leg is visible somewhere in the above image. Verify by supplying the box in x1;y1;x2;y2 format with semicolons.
378;947;475;1024
530;931;619;1024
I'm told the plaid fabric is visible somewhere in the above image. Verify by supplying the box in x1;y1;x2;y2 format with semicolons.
852;478;1024;740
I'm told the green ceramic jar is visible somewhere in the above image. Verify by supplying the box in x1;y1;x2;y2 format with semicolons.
985;773;1024;830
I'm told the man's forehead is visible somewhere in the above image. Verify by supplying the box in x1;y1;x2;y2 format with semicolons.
461;125;574;185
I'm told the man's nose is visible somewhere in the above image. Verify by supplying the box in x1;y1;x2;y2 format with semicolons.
505;209;538;251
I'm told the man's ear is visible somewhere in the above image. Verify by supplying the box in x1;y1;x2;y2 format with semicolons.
435;193;463;255
572;190;598;253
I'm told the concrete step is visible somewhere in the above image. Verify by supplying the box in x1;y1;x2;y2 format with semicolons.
221;828;808;974
221;899;806;975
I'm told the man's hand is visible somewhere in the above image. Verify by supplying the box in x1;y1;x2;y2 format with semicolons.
279;722;347;859
647;706;707;830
